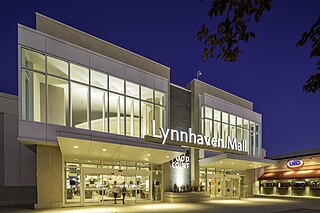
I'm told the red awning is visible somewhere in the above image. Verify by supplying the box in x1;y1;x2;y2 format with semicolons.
258;169;320;181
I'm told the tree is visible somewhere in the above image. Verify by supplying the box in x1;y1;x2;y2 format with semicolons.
198;0;320;93
296;17;320;93
197;0;271;62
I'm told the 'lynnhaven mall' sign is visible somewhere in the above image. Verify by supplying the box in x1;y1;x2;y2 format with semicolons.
150;120;247;153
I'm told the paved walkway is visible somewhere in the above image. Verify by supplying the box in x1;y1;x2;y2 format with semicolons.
1;197;320;213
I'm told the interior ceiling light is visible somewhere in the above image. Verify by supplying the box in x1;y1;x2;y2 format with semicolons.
102;149;106;152
220;162;223;164
231;163;234;165
74;145;78;149
250;165;253;167
147;154;151;156
166;156;169;158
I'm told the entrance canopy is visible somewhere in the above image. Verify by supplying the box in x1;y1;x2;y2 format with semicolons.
199;153;275;170
58;136;185;164
258;170;320;180
56;128;186;164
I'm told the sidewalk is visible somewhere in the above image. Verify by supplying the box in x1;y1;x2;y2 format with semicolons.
1;198;320;213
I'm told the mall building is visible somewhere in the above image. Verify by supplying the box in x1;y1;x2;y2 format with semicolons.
0;13;275;208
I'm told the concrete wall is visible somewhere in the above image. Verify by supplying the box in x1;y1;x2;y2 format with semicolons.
36;145;63;209
0;93;36;206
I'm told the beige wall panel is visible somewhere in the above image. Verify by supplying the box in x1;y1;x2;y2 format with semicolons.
37;145;62;206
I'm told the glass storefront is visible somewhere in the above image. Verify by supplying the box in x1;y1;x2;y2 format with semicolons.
64;158;163;206
259;179;320;197
200;106;262;156
20;47;167;139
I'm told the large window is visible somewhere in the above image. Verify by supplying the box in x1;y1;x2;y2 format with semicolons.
109;93;125;135
71;83;89;129
126;98;140;137
91;88;108;132
21;69;46;122
200;105;262;156
21;48;167;139
47;76;68;126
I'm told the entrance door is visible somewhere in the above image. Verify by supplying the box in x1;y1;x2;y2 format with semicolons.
81;171;151;206
84;174;103;204
101;174;137;204
232;177;240;198
207;175;241;199
224;177;240;198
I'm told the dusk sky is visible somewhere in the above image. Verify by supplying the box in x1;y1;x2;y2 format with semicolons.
1;0;319;156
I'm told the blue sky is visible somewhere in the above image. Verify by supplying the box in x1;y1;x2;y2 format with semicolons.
1;0;319;156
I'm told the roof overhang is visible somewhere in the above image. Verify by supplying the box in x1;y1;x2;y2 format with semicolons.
199;153;276;170
57;129;186;164
259;169;320;181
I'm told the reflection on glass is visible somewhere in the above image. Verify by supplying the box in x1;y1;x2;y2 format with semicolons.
126;98;140;137
250;131;255;155
205;107;212;119
222;123;229;143
84;174;103;203
214;121;221;138
250;121;255;131
205;119;212;137
243;129;249;153
48;76;68;126
155;91;165;105
201;119;204;135
154;105;165;135
237;117;243;127
237;127;242;140
109;93;124;134
256;124;261;132
70;63;89;84
47;56;68;78
230;115;236;125
91;88;108;132
22;48;45;71
91;70;107;89
230;125;236;139
126;81;139;98
65;167;81;204
214;109;221;121
141;86;153;102
109;76;124;94
255;132;261;156
243;119;249;129
71;82;89;129
141;101;153;137
21;69;46;122
222;112;228;123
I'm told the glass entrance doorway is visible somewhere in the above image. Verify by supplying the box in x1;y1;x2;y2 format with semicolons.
83;172;151;205
64;159;163;207
207;175;241;198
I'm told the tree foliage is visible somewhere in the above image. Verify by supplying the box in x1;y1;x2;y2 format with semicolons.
297;17;320;93
197;0;271;62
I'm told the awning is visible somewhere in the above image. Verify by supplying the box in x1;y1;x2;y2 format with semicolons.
57;128;186;164
258;170;320;180
199;153;275;170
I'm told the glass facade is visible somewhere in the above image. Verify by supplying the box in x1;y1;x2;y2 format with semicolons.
64;158;163;204
21;48;167;138
200;106;262;156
